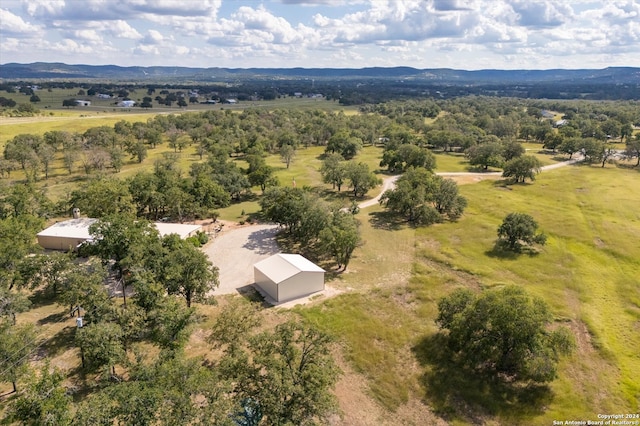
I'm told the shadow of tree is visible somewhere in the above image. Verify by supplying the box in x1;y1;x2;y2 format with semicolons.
242;227;280;256
368;210;406;231
38;326;76;358
37;311;68;325
492;179;514;188
412;333;553;422
28;288;58;309
236;285;272;308
485;240;540;259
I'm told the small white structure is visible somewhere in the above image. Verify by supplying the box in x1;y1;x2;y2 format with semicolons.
37;218;202;250
37;218;98;250
253;254;325;303
118;100;135;107
75;100;91;107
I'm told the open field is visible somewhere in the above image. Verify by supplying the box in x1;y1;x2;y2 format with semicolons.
300;163;640;424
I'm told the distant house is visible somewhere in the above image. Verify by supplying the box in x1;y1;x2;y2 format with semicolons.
554;119;568;127
540;110;555;119
118;100;136;107
254;254;325;303
97;93;111;99
293;92;303;97
74;100;91;107
223;99;237;104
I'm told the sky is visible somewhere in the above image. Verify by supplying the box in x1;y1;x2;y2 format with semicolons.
0;0;639;70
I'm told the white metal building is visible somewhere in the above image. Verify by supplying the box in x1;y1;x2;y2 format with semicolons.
37;219;202;250
253;253;325;303
37;218;98;250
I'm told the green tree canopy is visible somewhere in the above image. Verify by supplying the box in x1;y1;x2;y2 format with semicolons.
437;286;573;383
6;362;71;425
379;167;466;224
70;178;135;218
159;236;219;307
466;142;505;170
211;313;340;426
76;322;126;377
345;161;380;198
0;320;37;392
319;210;361;270
502;155;543;183
497;212;547;251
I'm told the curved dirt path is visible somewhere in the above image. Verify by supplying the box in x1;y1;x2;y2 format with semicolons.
358;155;583;210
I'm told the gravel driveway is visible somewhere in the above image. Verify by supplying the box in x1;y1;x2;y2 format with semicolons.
203;223;280;295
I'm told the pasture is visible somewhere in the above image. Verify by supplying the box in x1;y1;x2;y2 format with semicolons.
302;163;640;424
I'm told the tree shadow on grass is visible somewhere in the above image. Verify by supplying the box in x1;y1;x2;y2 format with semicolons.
368;210;406;231
485;241;540;260
37;311;68;325
236;285;272;308
38;326;76;358
28;288;58;309
412;333;553;423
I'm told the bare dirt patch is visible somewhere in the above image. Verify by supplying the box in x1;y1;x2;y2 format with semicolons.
328;348;447;426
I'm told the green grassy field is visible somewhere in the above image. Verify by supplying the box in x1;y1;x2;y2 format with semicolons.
301;163;640;424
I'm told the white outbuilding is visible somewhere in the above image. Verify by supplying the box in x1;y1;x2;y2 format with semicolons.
253;253;325;303
36;218;202;251
36;218;98;251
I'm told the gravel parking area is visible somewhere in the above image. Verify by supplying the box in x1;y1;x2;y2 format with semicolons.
203;223;280;295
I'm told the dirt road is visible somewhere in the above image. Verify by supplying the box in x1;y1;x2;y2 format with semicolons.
358;156;583;210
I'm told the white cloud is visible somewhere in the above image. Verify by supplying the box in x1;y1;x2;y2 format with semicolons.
0;7;41;34
2;0;638;68
129;0;221;17
108;20;143;39
72;29;102;43
143;29;164;44
509;0;572;28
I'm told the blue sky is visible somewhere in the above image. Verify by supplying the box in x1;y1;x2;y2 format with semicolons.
1;0;639;70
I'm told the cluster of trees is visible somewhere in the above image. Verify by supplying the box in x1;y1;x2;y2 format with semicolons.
260;186;361;270
379;167;467;225
2;260;338;425
69;154;239;222
4;96;638;186
1;169;340;423
320;154;381;197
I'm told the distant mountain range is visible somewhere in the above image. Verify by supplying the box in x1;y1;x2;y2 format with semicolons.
1;62;639;84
